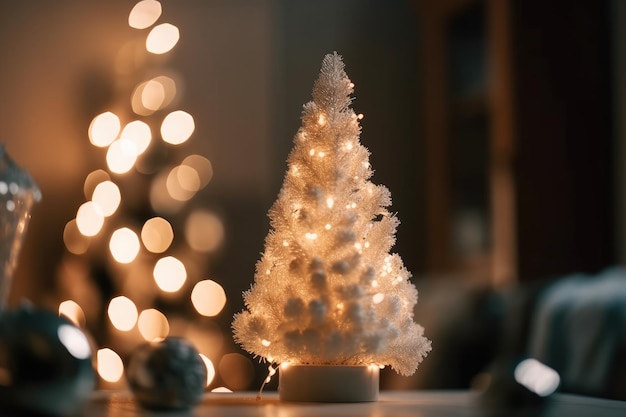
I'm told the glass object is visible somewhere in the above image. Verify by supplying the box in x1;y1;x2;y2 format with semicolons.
0;144;41;310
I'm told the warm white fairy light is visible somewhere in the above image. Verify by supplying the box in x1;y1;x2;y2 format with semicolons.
161;110;195;144
191;280;227;317
233;53;431;377
106;138;138;174
97;348;124;383
76;201;104;237
59;300;86;327
107;296;138;331
199;353;216;386
121;120;152;155
109;227;140;264
91;180;121;217
138;308;170;341
89;112;120;147
153;256;187;292
146;23;179;54
128;0;162;29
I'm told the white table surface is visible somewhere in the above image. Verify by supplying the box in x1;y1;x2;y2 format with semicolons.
86;390;626;417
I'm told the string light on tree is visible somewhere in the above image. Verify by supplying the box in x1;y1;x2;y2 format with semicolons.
233;53;431;397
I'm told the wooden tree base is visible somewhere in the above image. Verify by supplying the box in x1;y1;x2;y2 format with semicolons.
278;364;379;402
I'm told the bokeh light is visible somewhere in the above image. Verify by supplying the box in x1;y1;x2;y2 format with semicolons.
182;154;213;189
83;169;111;200
107;296;138;331
58;300;86;327
191;280;227;317
109;227;141;264
129;0;162;29
76;201;104;237
63;219;90;255
199;353;216;386
121;120;152;155
89;112;120;147
141;217;174;253
185;210;224;253
153;256;186;292
97;348;124;383
91;180;121;217
211;387;233;393
218;353;254;391
58;325;91;360
161;110;194;145
141;79;165;111
149;170;185;214
166;165;197;201
138;308;170;341
146;23;179;54
106;138;138;174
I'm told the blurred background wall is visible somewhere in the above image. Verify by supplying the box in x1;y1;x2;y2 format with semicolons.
0;0;623;396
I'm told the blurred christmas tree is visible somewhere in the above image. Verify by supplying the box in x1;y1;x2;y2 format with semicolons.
233;52;430;376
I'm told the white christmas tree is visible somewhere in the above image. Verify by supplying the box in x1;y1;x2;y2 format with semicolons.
233;52;430;376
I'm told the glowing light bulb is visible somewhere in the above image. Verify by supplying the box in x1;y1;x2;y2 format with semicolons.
89;112;120;147
138;308;169;341
97;348;124;383
282;240;289;247
92;180;121;217
106;138;138;174
261;339;271;347
128;0;162;29
146;23;179;54
76;201;104;237
161;110;195;144
373;293;385;304
309;149;315;156
191;280;227;317
109;227;140;264
325;224;332;230
357;113;364;120
326;197;334;209
199;354;216;386
305;232;318;240
153;256;187;292
107;296;138;331
318;114;326;126
58;300;86;327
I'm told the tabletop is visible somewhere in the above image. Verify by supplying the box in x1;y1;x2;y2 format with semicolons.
86;390;626;417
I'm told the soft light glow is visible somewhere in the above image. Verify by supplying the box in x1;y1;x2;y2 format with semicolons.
318;114;326;126
166;165;198;201
138;308;169;341
199;353;216;386
191;280;227;317
63;220;90;255
153;256;187;292
84;169;111;200
182;154;213;189
58;300;86;327
149;171;185;214
58;325;91;360
146;23;179;54
109;228;140;264
91;180;121;217
326;197;334;209
89;112;120;147
107;296;138;331
141;79;165;111
372;293;385;304
325;224;332;230
128;0;162;29
97;348;124;383
121;120;151;155
514;358;560;397
161;110;195;145
141;217;174;253
261;339;271;347
211;387;232;393
106;138;138;174
76;201;104;237
185;210;225;253
305;232;318;240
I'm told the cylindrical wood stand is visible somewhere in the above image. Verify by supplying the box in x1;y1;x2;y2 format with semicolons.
278;364;379;402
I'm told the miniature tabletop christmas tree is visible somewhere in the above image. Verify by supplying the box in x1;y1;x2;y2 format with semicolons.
233;52;431;378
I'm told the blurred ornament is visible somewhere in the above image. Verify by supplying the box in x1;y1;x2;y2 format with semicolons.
0;304;95;416
0;144;41;310
126;337;206;410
